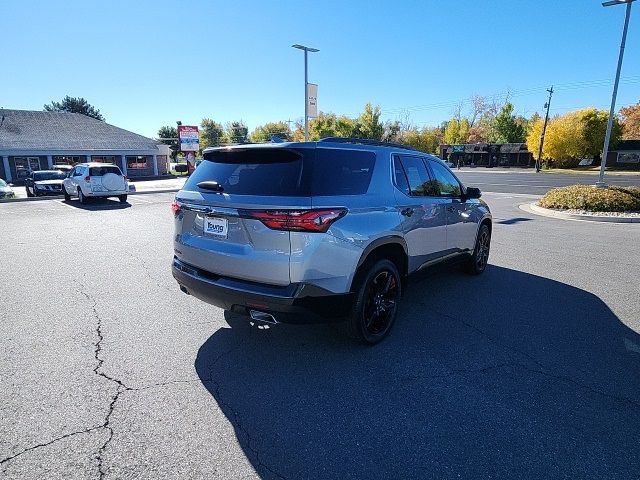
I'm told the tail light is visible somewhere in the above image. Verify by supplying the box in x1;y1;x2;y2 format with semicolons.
247;208;347;233
171;201;182;216
84;176;91;183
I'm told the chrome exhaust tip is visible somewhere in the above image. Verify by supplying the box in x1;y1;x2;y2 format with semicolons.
249;310;278;324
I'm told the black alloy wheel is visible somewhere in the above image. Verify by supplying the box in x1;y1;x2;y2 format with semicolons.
464;224;491;275
349;259;402;345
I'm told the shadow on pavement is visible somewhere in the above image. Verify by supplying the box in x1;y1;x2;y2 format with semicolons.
194;265;640;479
496;217;533;225
62;198;131;210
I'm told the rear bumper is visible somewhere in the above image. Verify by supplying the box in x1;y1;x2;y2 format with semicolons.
172;257;353;324
86;190;128;196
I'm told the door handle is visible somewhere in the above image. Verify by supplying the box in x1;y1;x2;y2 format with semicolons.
401;208;414;217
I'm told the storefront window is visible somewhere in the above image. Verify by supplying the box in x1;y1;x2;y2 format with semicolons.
91;156;117;164
13;157;42;179
126;156;149;169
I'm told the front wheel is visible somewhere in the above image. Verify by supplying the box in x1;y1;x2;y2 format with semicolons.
63;186;71;201
348;259;402;345
463;224;491;275
26;187;34;198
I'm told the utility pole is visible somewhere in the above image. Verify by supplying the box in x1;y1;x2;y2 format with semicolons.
292;44;319;142
535;86;554;173
597;0;635;187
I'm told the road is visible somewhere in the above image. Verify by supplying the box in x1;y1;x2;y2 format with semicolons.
1;189;639;479
457;169;640;195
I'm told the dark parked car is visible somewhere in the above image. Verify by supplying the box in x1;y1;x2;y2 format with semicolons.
25;170;67;197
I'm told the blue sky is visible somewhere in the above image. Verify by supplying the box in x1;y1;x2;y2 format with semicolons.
1;0;639;138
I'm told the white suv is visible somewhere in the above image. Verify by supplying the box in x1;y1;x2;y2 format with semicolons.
63;163;129;204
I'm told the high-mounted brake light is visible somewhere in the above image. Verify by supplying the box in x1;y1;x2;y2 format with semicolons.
247;209;347;233
171;201;182;216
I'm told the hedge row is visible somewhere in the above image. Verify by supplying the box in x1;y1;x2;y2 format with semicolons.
539;185;640;212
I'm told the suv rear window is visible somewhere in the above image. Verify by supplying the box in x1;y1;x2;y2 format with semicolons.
90;166;122;176
192;148;306;196
189;147;375;197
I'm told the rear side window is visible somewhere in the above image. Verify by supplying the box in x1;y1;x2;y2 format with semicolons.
396;155;436;196
427;159;462;197
311;149;375;196
189;148;307;196
90;166;122;176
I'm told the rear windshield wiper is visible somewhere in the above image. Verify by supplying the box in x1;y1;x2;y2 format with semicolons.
197;181;224;192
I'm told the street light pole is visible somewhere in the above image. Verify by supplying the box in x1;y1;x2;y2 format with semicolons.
536;86;554;173
292;44;319;142
597;0;635;187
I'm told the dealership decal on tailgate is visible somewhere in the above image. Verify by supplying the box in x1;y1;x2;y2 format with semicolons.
204;216;228;238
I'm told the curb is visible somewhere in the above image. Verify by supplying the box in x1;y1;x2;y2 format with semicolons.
0;188;180;204
521;202;640;224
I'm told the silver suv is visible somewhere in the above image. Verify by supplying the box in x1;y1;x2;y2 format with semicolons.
172;138;491;344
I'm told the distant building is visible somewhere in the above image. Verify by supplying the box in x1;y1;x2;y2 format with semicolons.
440;143;533;168
605;140;640;169
0;109;170;183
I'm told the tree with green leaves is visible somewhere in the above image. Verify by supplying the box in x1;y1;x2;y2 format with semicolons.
200;118;225;150
442;118;470;145
44;96;104;121
310;113;356;140
492;102;526;143
401;127;442;153
225;121;248;144
249;121;293;143
157;126;179;160
353;104;384;140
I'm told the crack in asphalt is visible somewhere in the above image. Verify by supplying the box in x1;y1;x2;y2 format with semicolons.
202;328;287;480
78;282;131;479
436;308;640;410
0;426;103;467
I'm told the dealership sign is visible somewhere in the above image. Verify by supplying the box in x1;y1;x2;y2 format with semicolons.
307;83;318;118
178;125;199;152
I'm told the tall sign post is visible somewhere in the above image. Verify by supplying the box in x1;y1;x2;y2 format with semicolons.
292;44;319;141
177;125;199;174
597;0;635;187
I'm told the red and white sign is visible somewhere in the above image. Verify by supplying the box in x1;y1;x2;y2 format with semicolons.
178;125;199;152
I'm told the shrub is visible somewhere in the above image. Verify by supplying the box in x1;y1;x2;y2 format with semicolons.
539;185;640;212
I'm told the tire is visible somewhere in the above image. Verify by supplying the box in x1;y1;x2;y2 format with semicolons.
26;187;34;198
78;188;87;205
63;186;71;201
464;224;491;275
118;195;128;203
348;259;402;345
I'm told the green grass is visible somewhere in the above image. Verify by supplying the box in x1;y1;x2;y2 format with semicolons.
539;185;640;212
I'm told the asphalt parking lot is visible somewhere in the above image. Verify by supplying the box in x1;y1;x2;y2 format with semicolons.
1;185;639;479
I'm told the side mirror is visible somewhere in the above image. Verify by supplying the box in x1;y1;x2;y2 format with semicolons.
175;164;188;173
8;183;14;187
465;187;481;199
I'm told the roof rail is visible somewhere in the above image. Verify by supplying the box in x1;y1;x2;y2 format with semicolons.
318;137;417;151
